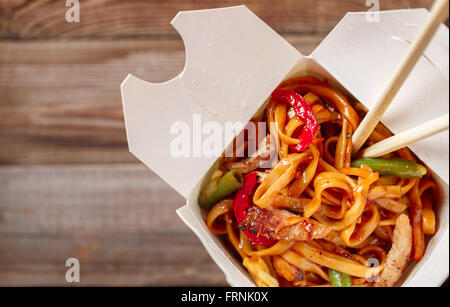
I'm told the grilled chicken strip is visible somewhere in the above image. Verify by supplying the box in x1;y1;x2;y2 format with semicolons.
224;135;276;173
240;206;331;242
271;194;331;216
375;214;412;287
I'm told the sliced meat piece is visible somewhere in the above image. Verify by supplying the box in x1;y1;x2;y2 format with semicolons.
272;194;328;216
272;194;311;212
240;206;331;242
375;214;412;287
273;256;306;286
224;135;276;173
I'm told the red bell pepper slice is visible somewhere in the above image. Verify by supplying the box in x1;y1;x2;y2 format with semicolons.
233;172;276;247
271;89;318;152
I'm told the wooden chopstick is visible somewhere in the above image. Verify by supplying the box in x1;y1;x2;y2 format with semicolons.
359;113;449;158
352;0;450;153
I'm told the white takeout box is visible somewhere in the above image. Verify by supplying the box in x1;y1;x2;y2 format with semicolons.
121;6;449;287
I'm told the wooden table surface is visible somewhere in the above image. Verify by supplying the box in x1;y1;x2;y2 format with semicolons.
0;0;438;286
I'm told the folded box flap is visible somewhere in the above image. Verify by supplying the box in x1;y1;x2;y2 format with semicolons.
121;5;302;198
312;9;449;184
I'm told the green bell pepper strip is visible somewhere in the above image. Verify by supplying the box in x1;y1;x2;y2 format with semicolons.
198;169;244;209
351;158;427;179
328;269;352;287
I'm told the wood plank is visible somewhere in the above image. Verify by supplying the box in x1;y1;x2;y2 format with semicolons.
0;35;321;164
0;0;435;39
0;233;227;286
0;164;185;234
0;0;443;288
0;39;184;164
0;164;227;286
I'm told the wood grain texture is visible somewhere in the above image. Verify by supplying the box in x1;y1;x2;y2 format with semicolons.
0;233;227;286
0;0;445;287
0;0;435;39
0;35;321;164
0;164;226;286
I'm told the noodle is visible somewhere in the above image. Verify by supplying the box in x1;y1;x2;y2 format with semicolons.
202;75;438;287
253;153;311;208
293;242;383;279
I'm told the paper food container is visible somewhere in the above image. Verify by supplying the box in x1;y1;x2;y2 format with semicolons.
121;6;449;287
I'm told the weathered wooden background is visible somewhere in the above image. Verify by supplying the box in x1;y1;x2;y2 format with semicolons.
0;0;440;286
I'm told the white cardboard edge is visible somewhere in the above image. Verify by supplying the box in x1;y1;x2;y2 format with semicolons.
121;5;302;198
311;8;449;184
120;74;134;153
121;6;449;287
405;229;449;287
